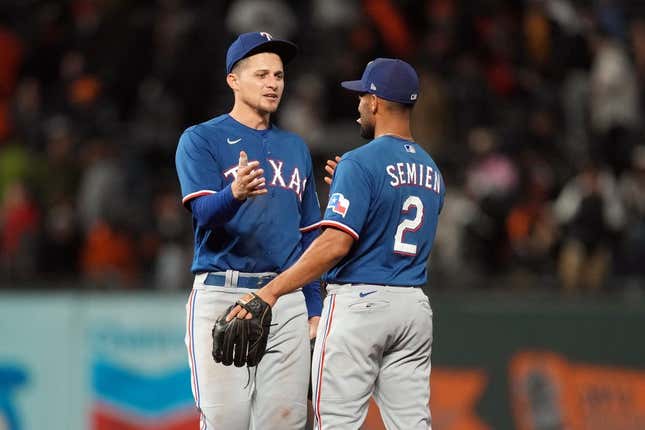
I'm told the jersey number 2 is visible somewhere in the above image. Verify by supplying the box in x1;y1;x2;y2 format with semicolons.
394;196;424;256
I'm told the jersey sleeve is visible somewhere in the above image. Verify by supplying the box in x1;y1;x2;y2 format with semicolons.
320;158;371;240
300;152;322;232
175;129;224;209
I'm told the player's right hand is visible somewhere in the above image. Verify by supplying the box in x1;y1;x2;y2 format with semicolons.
323;155;341;185
232;151;267;201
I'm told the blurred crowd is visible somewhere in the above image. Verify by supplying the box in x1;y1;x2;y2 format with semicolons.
1;0;644;294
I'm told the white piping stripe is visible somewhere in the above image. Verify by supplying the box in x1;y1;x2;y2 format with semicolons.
313;294;336;428
319;220;359;240
300;221;322;232
182;189;217;204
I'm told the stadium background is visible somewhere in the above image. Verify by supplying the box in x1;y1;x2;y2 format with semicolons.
1;1;645;429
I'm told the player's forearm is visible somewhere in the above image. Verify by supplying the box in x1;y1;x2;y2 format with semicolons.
299;228;323;317
191;184;243;227
266;230;350;299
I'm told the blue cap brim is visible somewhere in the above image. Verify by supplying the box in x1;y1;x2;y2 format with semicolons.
341;80;368;93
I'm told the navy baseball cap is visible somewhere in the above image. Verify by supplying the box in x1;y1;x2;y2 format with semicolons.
226;32;298;74
341;58;419;105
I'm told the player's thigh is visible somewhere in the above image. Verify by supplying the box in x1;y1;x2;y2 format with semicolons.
185;288;253;429
312;293;381;430
373;294;433;430
252;292;310;430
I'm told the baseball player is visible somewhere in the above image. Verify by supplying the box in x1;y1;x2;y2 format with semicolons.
228;58;445;429
174;32;323;430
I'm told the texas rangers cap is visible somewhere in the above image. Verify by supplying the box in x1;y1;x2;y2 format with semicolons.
226;32;298;73
341;58;419;105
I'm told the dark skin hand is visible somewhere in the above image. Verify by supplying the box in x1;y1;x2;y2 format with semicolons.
324;156;341;185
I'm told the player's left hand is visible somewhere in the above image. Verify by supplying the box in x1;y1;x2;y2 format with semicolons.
323;156;341;185
226;288;278;321
308;316;320;339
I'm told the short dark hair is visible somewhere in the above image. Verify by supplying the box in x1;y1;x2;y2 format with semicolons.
230;57;250;75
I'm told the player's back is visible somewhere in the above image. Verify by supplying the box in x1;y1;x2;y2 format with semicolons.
323;135;445;287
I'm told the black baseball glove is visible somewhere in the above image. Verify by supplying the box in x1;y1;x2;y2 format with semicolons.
212;293;272;367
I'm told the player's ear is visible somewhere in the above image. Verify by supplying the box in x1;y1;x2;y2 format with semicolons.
370;94;379;114
227;73;240;91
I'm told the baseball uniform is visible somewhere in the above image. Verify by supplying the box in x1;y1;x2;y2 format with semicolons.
176;113;321;430
312;135;445;430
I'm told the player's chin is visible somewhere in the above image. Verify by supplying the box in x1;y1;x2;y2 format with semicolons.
261;96;281;110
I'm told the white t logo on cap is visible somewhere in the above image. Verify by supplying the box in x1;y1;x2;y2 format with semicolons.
370;83;377;91
260;32;273;40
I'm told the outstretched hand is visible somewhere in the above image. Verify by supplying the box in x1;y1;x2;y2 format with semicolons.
231;151;268;200
324;155;341;185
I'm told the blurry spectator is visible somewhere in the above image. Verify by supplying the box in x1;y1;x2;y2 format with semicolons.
588;30;639;175
279;73;325;150
630;18;645;83
152;188;190;290
0;144;32;200
363;0;414;58
465;128;519;273
0;181;40;280
39;116;79;203
39;200;80;281
465;128;519;204
506;150;558;283
312;0;360;30
0;23;23;142
0;24;23;98
615;146;645;280
10;78;44;151
554;160;625;293
432;172;480;288
523;107;565;176
448;54;495;158
81;219;139;288
524;0;552;70
411;70;449;158
76;138;127;233
226;0;297;39
619;146;645;224
37;117;81;280
129;76;182;156
561;70;590;163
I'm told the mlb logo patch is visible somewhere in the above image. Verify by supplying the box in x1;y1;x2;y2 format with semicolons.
327;193;350;218
404;144;416;153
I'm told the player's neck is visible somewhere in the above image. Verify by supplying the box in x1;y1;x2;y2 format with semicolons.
229;104;271;130
374;121;413;141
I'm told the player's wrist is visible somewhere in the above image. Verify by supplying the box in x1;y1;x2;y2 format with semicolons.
231;183;247;201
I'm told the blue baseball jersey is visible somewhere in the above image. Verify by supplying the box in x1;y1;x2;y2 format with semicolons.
175;114;321;273
321;136;445;286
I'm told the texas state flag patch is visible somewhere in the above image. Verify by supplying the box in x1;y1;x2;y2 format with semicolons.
327;193;350;218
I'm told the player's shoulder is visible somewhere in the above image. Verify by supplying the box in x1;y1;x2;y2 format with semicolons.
179;114;236;150
180;114;226;136
189;114;230;137
342;139;381;165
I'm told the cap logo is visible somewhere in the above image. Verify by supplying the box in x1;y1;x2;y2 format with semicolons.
259;32;273;40
410;93;418;101
370;83;377;91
